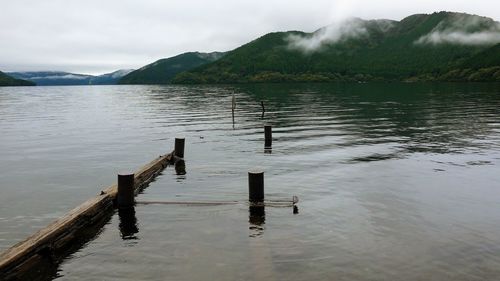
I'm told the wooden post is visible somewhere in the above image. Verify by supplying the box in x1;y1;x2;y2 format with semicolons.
264;125;272;149
248;171;264;202
175;137;185;158
117;173;135;209
231;95;235;129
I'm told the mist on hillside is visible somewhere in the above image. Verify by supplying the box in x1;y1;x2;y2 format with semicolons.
416;13;500;45
286;18;368;53
286;13;500;53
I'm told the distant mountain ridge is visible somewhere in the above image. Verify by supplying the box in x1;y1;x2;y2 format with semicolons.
4;12;499;86
118;52;226;84
0;71;35;86
170;12;500;83
8;69;134;86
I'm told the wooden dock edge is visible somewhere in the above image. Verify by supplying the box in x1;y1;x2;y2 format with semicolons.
0;152;174;279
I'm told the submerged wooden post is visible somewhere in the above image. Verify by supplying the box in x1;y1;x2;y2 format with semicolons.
174;137;185;158
232;94;236;129
117;173;135;209
249;205;266;226
248;171;264;202
264;125;272;149
232;93;236;111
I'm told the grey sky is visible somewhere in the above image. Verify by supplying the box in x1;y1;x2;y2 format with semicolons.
1;0;498;75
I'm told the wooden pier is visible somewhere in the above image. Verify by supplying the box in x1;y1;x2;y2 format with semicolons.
0;152;174;280
0;120;298;280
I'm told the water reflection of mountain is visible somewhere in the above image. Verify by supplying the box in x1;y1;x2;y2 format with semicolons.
140;82;500;161
232;83;500;158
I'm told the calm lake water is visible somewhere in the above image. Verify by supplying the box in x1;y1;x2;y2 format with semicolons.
1;83;500;280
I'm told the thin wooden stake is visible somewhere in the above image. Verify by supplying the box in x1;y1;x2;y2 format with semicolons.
264;125;272;149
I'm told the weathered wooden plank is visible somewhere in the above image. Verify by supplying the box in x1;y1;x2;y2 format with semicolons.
136;200;239;206
0;152;173;278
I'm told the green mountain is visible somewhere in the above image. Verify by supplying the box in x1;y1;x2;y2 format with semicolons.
0;71;35;86
119;52;226;84
172;12;500;83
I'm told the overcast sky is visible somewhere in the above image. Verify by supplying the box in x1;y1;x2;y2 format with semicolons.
1;0;498;75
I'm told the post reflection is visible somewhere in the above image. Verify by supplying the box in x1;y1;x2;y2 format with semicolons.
118;207;139;240
175;159;186;176
232;110;235;129
249;205;265;237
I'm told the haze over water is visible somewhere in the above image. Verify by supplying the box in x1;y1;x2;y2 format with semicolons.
1;83;500;280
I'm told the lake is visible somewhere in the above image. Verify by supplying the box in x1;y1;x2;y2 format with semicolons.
1;83;500;280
